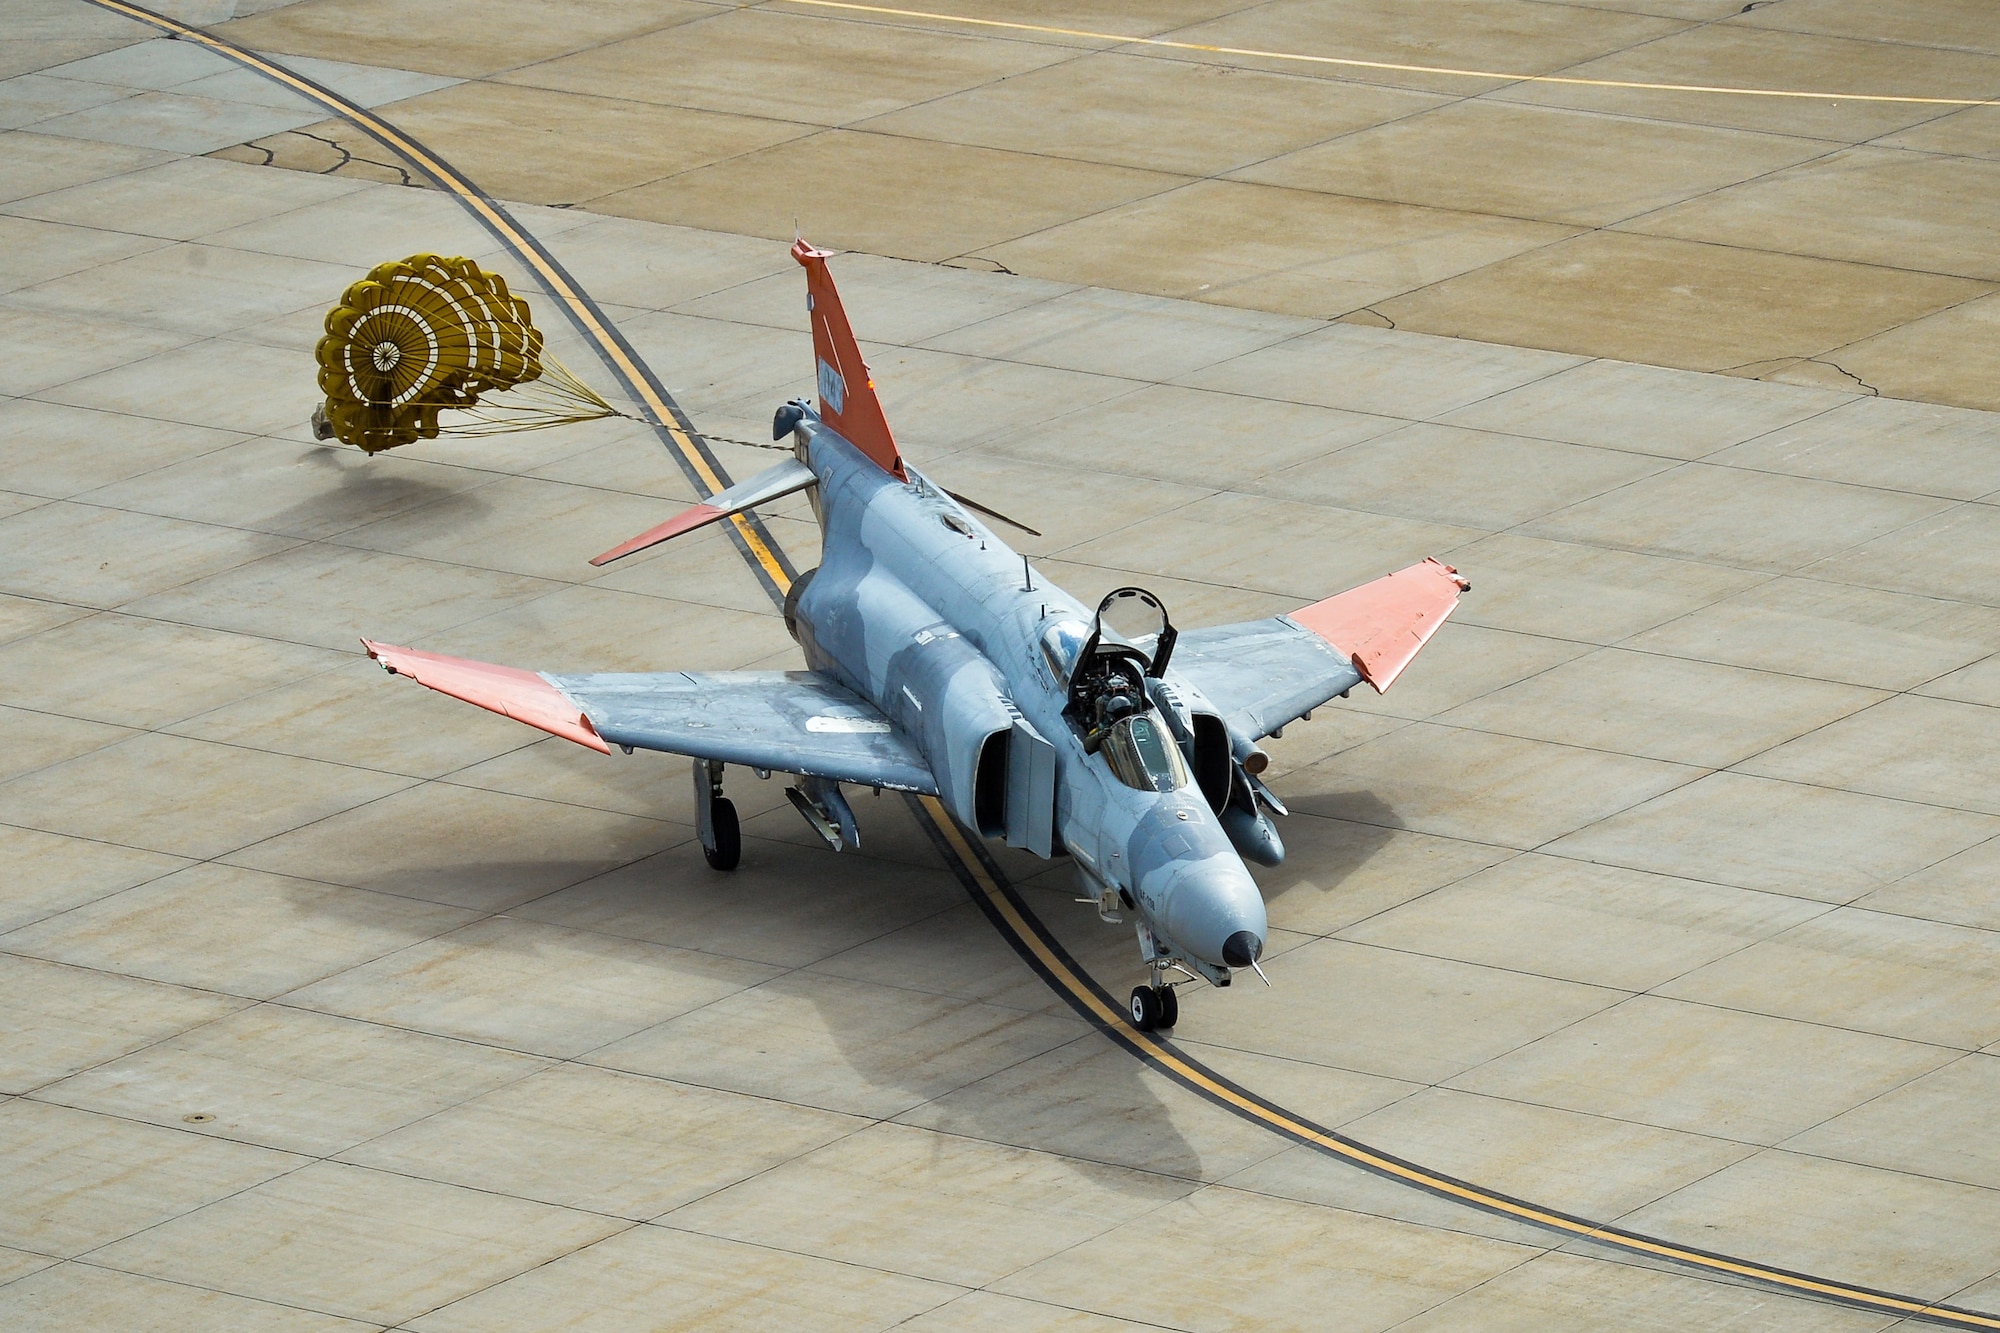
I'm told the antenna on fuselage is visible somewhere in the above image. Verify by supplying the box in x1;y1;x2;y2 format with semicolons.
1022;555;1033;592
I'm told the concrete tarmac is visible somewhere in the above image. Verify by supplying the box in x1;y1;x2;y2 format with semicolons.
7;2;2000;1330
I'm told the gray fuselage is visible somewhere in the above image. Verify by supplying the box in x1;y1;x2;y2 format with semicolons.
791;418;1268;976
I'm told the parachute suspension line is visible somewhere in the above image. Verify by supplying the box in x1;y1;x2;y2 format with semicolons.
314;252;634;454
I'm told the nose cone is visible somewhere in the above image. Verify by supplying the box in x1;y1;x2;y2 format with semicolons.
1222;930;1262;969
1148;854;1268;973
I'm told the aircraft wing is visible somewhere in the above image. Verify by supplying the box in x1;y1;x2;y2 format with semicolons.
363;642;938;793
1169;559;1468;741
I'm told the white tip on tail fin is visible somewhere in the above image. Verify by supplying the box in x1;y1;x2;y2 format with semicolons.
794;239;905;481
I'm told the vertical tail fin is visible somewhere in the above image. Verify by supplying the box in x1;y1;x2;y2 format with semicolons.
794;239;905;481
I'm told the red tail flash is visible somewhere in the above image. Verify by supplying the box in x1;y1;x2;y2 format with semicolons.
794;239;905;480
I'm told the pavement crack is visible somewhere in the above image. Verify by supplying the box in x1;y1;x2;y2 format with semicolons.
288;130;421;188
1806;356;1882;396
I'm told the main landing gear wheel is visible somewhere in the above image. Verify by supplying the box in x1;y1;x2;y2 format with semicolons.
703;797;740;871
1128;984;1177;1032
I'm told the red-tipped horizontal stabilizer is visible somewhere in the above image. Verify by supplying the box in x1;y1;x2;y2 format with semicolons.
1288;558;1470;693
589;457;815;567
794;238;904;481
362;639;610;752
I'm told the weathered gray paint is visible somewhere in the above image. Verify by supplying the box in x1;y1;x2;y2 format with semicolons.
555;408;1383;980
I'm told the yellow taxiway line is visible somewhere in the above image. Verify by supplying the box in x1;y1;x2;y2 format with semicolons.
782;0;2000;107
74;3;2000;1324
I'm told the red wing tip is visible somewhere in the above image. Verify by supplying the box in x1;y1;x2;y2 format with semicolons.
589;504;725;566
792;237;834;263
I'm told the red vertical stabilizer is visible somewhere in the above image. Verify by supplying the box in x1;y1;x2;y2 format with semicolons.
794;238;905;481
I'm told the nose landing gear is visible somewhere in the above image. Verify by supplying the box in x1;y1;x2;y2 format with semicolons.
1128;982;1179;1032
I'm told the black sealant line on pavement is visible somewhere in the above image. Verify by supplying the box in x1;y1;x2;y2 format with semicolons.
77;2;2000;1325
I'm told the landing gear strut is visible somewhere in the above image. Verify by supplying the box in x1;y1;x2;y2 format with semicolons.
693;758;740;871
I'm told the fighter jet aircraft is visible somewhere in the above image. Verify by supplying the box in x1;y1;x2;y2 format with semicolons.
363;240;1468;1029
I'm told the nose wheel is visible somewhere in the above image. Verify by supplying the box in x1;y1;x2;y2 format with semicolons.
1128;983;1178;1032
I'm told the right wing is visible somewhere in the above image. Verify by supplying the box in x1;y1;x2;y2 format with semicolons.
364;642;937;793
1167;558;1468;741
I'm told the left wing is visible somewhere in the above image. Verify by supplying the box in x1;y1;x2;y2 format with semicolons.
1167;558;1468;741
363;642;937;793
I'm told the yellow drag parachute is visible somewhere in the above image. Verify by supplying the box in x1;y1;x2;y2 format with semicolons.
313;253;624;453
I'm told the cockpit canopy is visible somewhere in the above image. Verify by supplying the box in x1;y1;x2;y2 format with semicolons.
1039;618;1091;684
1101;712;1191;793
1054;586;1183;755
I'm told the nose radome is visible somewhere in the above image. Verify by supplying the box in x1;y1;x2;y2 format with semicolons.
1222;930;1262;969
1152;854;1269;971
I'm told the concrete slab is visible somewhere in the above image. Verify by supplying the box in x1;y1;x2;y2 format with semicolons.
1620;1150;2000;1302
0;823;186;934
1824;291;2000;414
1546;770;2000;902
1;861;476;999
1438;357;1852;461
0;952;242;1093
0;128;170;202
90;1159;623;1327
0;214;172;293
592;969;1087;1119
496;5;1072;128
987;178;1579;320
1631;147;2000;283
1711;394;2000;501
1743;694;2000;815
666;1120;1191;1287
1859;836;2000;934
1341;1087;1757;1219
1624;576;2000;691
37;1002;548;1157
1373;230;1991;375
1522;460;1953;572
0;1098;298;1257
403;1223;962;1333
342;1062;862;1220
1289;722;1694;850
993;1184;1532;1333
0;1263;372;1333
1236;99;1824;228
1657;906;2000;1049
1207;936;1624;1086
1437;647;1881;768
2;728;413;859
865;49;1443;178
1449;994;1955;1144
598;129;1188;266
1340;853;1825;992
1391;1249;1893;1331
213;0;714;80
5;153;364;240
29;88;324;154
1785;1053;2000;1192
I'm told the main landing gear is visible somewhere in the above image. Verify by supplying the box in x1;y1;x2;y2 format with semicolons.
1128;980;1178;1032
694;758;740;871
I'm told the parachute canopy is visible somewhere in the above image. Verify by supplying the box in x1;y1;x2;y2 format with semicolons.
313;253;624;454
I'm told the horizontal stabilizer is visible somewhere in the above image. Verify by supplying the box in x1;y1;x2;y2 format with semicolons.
1288;558;1469;693
589;456;815;566
362;640;610;752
